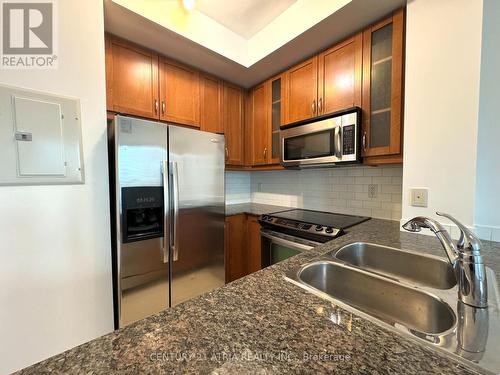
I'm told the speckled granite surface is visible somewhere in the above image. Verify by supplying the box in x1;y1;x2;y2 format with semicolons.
225;203;289;217
18;219;500;375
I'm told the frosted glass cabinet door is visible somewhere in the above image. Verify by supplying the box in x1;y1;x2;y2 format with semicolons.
361;9;404;160
271;76;283;164
14;96;66;176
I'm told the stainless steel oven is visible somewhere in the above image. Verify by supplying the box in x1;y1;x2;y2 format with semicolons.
260;228;319;267
280;107;361;168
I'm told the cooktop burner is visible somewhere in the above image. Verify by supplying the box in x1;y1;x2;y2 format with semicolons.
259;209;370;242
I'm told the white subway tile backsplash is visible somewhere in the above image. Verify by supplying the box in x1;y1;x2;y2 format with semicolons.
226;166;403;221
363;200;381;209
347;168;365;177
382;167;403;176
225;171;251;204
363;168;383;176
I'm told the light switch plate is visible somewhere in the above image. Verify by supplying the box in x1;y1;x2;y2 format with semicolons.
411;188;428;207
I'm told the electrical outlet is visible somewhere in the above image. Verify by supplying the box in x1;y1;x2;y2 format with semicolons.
368;184;378;199
411;188;428;207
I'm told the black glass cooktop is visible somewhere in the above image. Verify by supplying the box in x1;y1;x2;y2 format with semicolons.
270;209;370;229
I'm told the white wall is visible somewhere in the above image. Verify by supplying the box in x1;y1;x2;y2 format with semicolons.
402;0;483;233
474;0;500;241
0;1;113;373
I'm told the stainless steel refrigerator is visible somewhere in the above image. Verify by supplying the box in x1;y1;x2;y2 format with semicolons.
109;115;225;328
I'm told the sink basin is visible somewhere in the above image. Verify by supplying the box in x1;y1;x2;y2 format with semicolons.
296;261;456;335
286;243;500;374
334;242;456;289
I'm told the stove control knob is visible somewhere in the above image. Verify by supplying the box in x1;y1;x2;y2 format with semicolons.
325;227;334;234
262;215;268;221
315;225;323;231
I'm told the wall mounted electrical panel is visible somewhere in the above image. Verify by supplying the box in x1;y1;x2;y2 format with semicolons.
0;84;84;185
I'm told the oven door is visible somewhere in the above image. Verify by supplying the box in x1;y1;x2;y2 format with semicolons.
261;228;319;267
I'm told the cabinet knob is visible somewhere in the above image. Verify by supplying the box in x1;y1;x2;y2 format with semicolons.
263;147;267;160
161;100;166;114
154;100;159;114
311;100;316;116
225;147;229;161
318;97;323;114
362;131;367;152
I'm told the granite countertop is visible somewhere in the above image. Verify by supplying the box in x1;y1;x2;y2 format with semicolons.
225;203;289;216
18;219;500;374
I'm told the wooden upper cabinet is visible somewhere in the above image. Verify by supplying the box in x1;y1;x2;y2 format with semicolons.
105;34;159;119
362;9;404;160
270;75;285;164
284;56;318;125
250;82;270;165
318;34;362;116
159;58;200;127
200;74;223;133
223;83;244;165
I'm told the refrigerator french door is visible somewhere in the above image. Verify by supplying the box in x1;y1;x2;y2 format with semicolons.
112;115;225;328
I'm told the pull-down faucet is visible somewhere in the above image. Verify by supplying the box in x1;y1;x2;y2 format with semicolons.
403;212;487;308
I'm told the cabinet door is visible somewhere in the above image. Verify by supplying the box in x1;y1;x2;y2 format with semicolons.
270;75;285;163
159;58;200;127
318;34;362;116
246;215;262;274
200;75;223;133
105;35;159;119
362;9;404;159
251;82;270;166
284;56;318;125
223;83;244;165
225;214;247;283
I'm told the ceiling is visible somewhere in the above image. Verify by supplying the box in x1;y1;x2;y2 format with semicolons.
196;0;298;39
104;0;407;88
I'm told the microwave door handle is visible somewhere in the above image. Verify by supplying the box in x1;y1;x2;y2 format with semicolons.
170;161;180;262
161;161;169;263
334;126;342;158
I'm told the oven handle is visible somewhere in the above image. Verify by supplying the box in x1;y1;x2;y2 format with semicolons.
261;230;315;252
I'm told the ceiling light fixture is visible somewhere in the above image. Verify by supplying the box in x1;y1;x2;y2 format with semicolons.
182;0;196;11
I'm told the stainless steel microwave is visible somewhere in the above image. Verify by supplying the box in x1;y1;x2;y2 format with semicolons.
280;107;361;168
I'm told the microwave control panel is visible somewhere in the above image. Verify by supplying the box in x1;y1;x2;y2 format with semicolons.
343;125;355;155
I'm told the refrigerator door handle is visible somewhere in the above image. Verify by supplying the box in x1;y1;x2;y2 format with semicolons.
161;161;169;263
170;161;180;262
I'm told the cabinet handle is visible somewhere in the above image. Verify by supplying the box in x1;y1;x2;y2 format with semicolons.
161;100;166;114
154;100;159;114
318;97;323;114
311;100;316;116
362;131;367;152
225;147;229;161
263;147;267;160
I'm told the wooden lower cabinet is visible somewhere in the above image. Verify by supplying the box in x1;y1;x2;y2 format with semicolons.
246;215;262;274
225;214;262;283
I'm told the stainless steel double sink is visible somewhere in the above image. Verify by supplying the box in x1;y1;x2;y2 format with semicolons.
286;242;500;374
